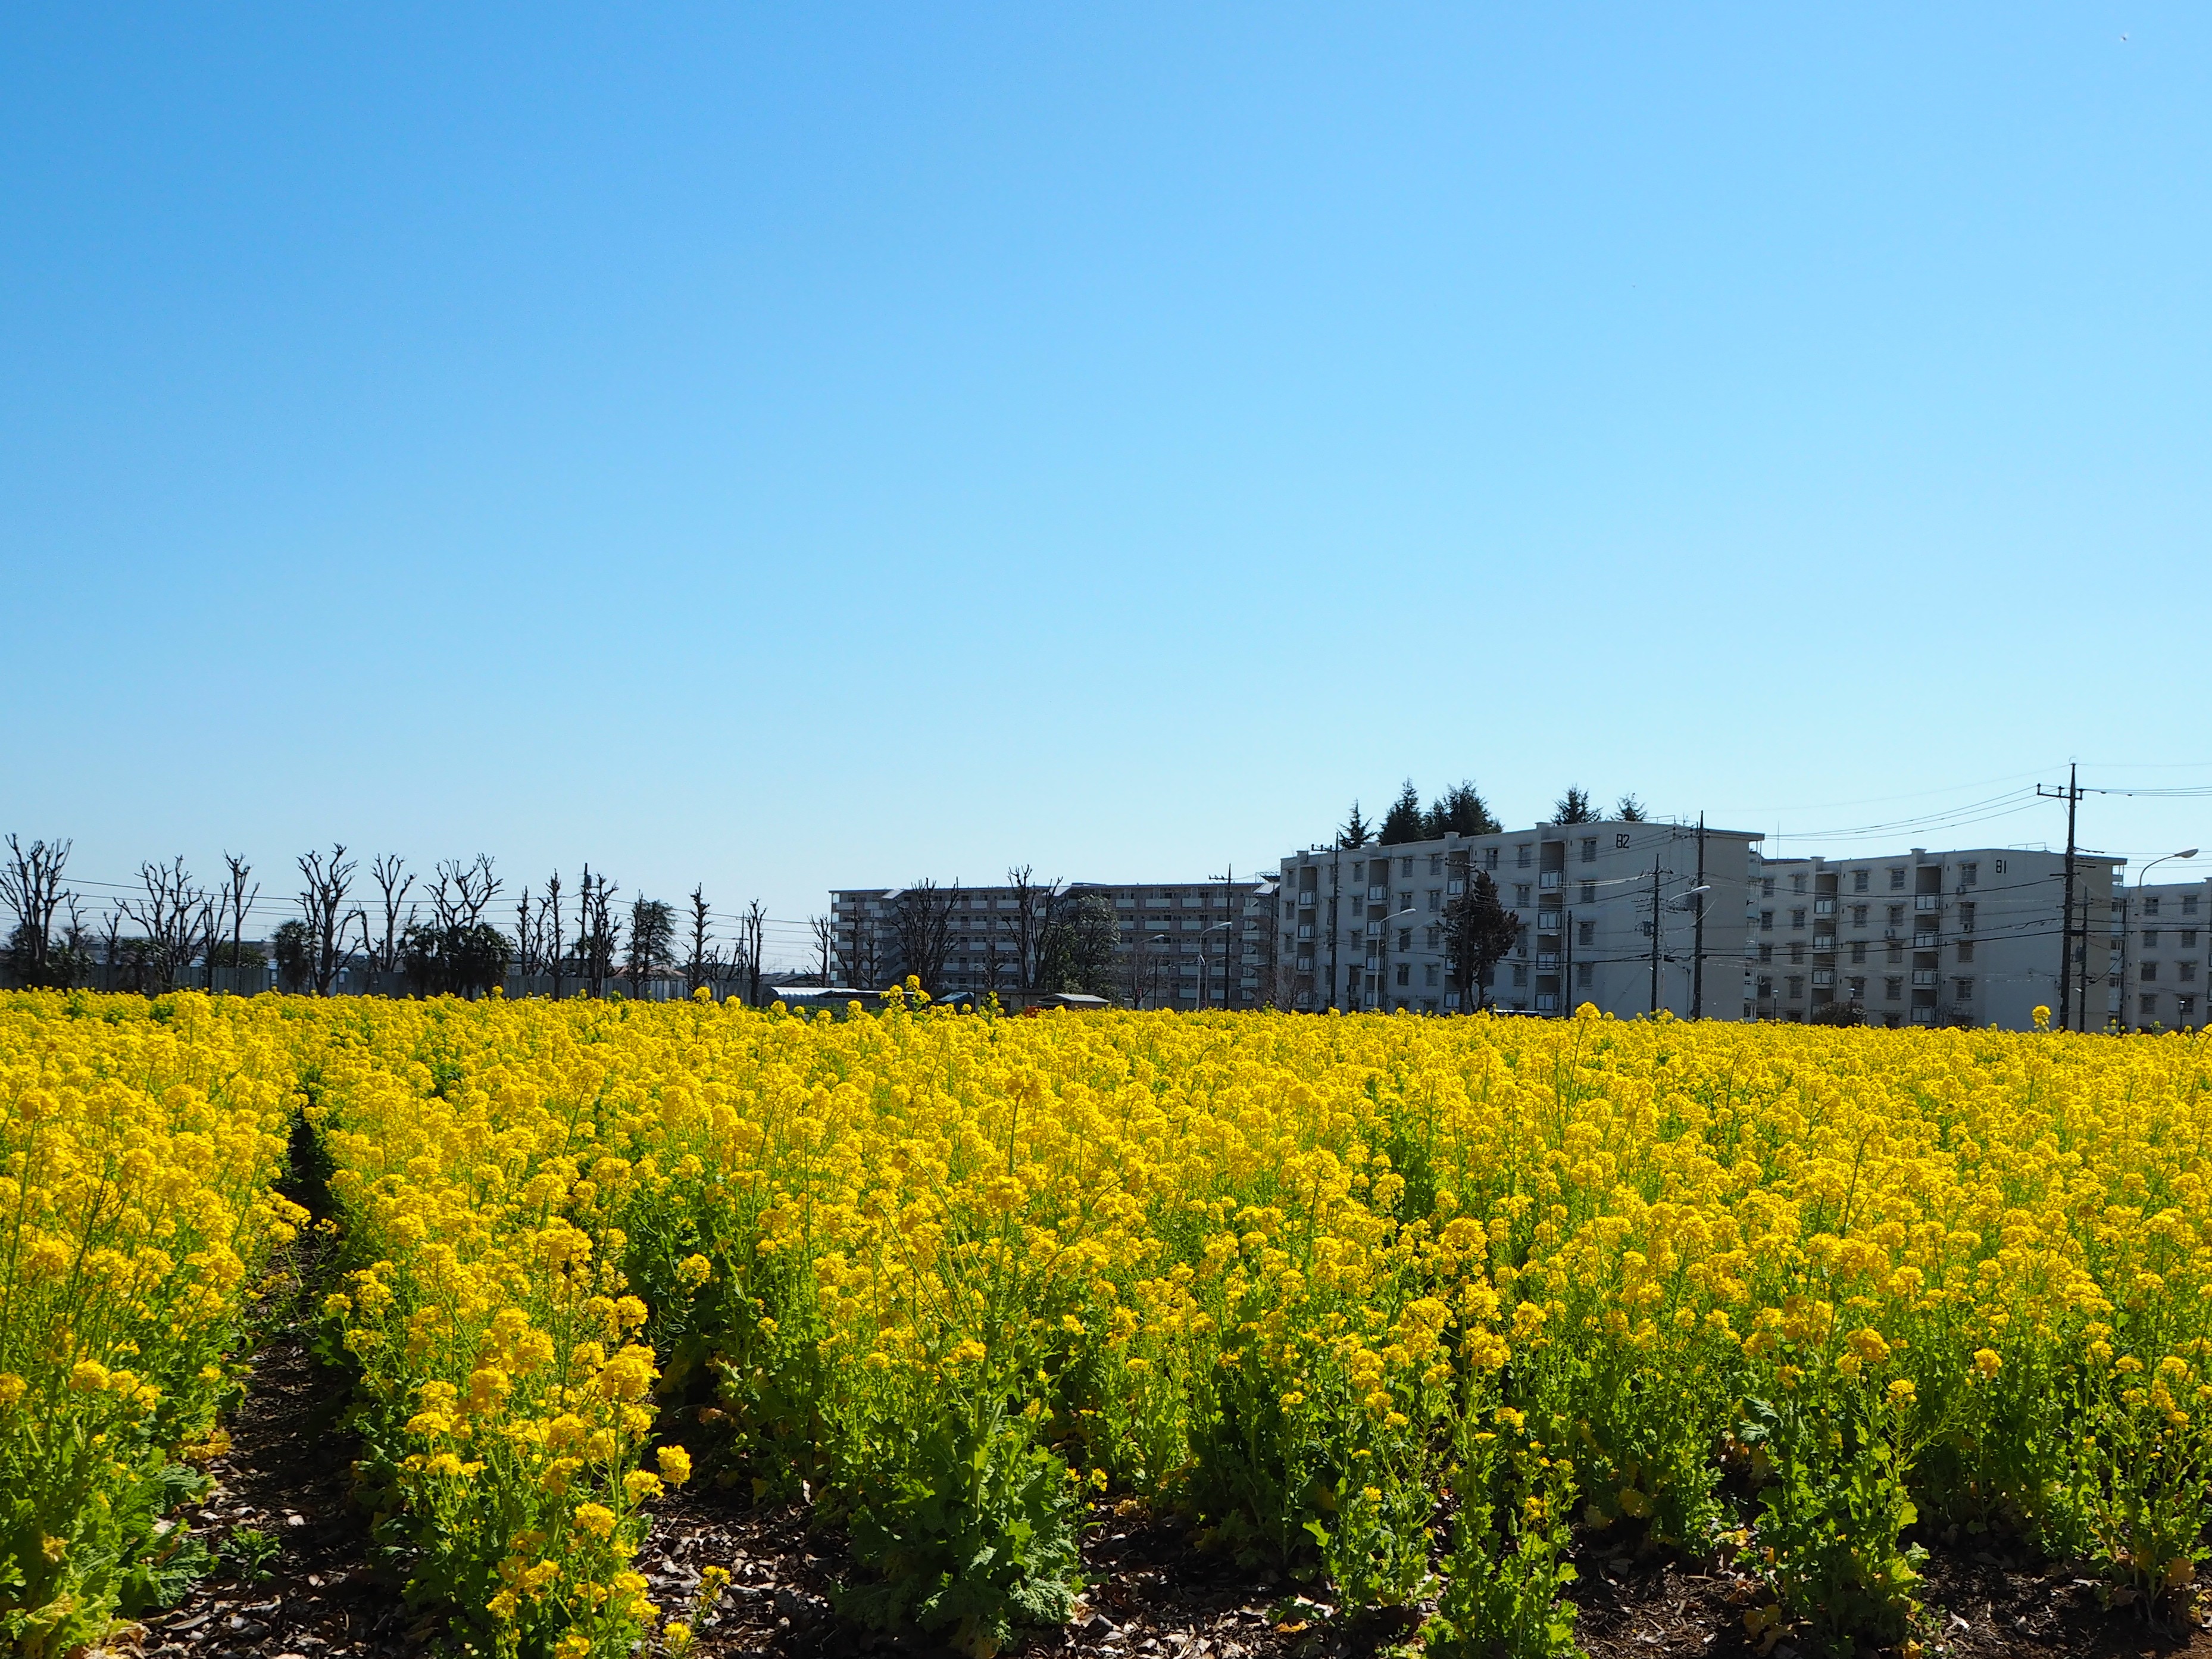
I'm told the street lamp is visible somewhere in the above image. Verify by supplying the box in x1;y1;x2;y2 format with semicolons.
1357;906;1420;1011
2123;849;2201;1030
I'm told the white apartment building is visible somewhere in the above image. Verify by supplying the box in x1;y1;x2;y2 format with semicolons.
1748;846;2119;1032
2110;874;2211;1031
1273;820;1761;1018
830;879;1271;1009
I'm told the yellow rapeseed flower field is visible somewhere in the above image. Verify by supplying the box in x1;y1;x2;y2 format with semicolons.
0;991;302;1657
10;985;2212;1659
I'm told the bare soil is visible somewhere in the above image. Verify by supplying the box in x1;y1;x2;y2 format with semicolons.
128;1266;2212;1659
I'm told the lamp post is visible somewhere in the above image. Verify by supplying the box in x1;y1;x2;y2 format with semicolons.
2124;849;2199;1030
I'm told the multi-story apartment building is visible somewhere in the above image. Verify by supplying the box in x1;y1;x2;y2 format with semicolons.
2110;874;2211;1030
829;878;1271;1009
1272;820;1760;1018
1747;846;2119;1031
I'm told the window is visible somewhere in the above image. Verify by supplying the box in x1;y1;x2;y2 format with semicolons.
1511;964;1528;987
1484;847;1499;870
1848;976;1866;999
1791;908;1807;929
1347;863;1362;884
2143;961;2159;982
1792;874;1808;894
1849;941;1867;964
2142;993;2158;1018
1579;920;1595;945
2145;898;2162;918
2183;961;2200;983
1957;941;1974;963
1395;963;1410;986
1954;978;1975;1000
1786;976;1805;998
1757;976;1774;999
2146;930;2161;948
1789;943;1806;966
1425;926;1441;948
1397;929;1412;951
1427;889;1442;912
1889;868;1906;891
2186;930;2201;948
1885;977;1902;1001
1514;884;1532;907
1761;878;1776;898
1962;862;1978;886
1853;870;1870;893
1580;837;1597;864
1888;904;1905;928
1758;942;1774;963
1888;944;1904;966
1850;904;1869;927
1576;961;1592;988
2186;895;2201;916
1958;902;1976;933
1517;845;1533;868
1424;963;1439;987
1760;910;1774;932
2182;995;2199;1020
1578;882;1596;904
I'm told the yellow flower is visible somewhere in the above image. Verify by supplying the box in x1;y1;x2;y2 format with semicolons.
657;1444;692;1486
573;1502;617;1539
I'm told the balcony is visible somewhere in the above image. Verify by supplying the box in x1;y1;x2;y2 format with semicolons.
1297;891;1316;908
1813;933;1835;952
1913;932;1936;951
1367;885;1388;902
1814;898;1836;917
1911;969;1938;988
1914;894;1940;912
1539;871;1561;890
1536;952;1558;970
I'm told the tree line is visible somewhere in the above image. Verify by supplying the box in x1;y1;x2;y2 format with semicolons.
1334;777;1647;848
858;868;1122;1002
0;835;774;1002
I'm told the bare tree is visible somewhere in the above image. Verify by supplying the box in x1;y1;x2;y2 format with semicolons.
117;857;213;992
544;872;565;998
218;853;260;990
429;855;501;929
297;846;361;996
677;887;721;995
809;914;836;988
891;880;959;996
1;836;74;987
513;887;538;978
365;854;415;975
1005;866;1064;992
838;910;879;991
739;901;767;1005
577;866;619;997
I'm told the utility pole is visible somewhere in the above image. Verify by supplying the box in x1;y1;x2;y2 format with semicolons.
1649;854;1663;1014
1326;854;1340;1012
2038;764;2083;1029
1692;814;1707;1020
1562;906;1574;1016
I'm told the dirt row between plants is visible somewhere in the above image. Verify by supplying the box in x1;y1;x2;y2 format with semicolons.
132;1297;2212;1659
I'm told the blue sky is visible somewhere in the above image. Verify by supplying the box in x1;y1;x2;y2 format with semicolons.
5;5;2208;964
